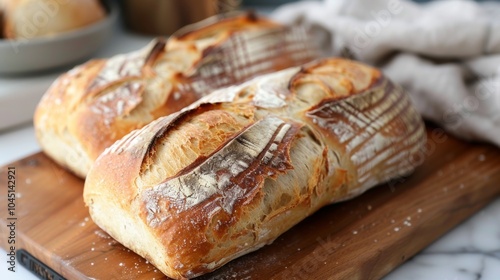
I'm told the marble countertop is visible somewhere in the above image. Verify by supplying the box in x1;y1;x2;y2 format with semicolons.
1;9;500;280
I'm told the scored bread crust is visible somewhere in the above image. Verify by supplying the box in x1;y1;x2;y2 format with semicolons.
34;12;316;178
2;0;106;39
84;58;427;279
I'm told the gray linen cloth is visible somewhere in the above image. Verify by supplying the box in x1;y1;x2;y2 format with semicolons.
273;0;500;146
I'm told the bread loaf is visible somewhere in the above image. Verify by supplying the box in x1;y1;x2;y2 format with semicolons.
84;58;427;279
34;12;317;178
2;0;106;39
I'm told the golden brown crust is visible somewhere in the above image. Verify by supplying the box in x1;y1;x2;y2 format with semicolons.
34;12;317;177
84;58;426;279
170;11;278;41
2;0;106;39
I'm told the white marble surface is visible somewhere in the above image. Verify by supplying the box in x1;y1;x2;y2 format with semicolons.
1;7;500;280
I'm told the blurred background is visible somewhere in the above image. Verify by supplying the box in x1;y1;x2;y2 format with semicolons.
243;0;497;4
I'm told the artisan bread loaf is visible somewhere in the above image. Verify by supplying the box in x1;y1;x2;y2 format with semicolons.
34;12;317;178
84;58;427;279
2;0;106;39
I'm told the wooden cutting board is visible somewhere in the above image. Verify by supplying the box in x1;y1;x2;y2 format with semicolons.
1;126;500;280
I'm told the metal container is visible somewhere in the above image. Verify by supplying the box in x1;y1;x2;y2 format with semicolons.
121;0;241;35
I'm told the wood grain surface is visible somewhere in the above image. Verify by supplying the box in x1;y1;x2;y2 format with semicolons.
1;126;500;280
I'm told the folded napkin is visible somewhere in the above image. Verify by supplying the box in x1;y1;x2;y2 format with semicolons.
273;0;500;146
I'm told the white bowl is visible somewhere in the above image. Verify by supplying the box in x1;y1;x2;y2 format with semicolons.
0;2;118;75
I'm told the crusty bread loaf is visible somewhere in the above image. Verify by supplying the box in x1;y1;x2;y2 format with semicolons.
84;58;427;279
34;12;317;178
2;0;106;39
